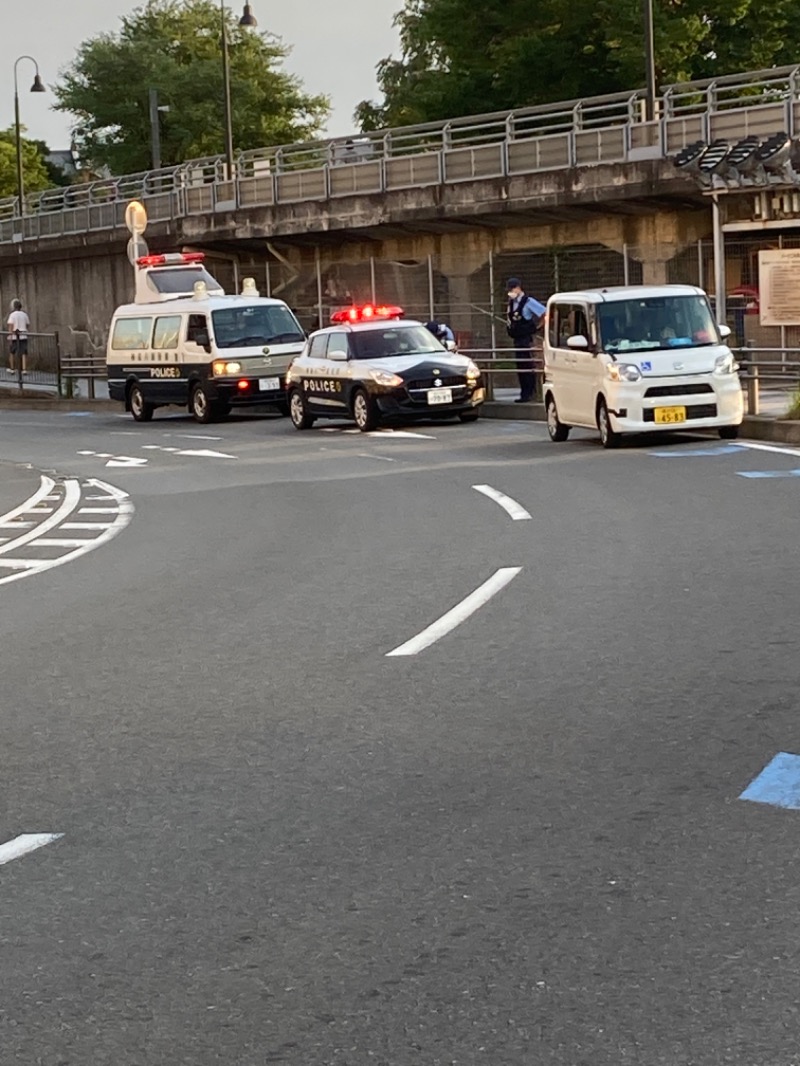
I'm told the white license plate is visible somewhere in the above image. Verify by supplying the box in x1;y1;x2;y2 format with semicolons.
258;377;280;391
427;388;452;405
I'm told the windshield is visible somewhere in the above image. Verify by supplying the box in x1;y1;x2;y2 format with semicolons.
212;305;305;349
597;296;720;355
350;324;445;360
147;266;221;295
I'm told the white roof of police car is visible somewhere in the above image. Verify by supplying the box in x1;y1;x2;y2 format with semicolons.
113;294;294;316
547;285;705;305
311;318;427;336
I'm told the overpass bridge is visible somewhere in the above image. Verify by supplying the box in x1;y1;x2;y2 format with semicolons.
1;65;798;350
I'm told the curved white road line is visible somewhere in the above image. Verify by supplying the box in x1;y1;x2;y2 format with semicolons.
386;566;522;657
472;484;532;521
0;833;63;866
0;480;81;556
0;474;55;526
738;441;800;459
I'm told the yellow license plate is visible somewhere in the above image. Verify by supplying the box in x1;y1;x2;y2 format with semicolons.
654;406;687;425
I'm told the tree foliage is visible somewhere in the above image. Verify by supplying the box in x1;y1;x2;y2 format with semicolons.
0;129;53;200
357;0;800;129
54;0;330;174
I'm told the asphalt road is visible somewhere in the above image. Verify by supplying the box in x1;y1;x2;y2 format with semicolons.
1;407;800;1065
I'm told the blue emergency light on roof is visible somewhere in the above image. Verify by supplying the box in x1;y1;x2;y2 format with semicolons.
330;303;404;324
136;252;206;268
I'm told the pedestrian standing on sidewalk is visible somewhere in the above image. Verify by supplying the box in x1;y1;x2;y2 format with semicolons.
7;299;30;376
506;278;545;403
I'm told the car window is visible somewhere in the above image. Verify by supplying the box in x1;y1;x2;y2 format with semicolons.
211;305;305;349
550;304;589;348
153;315;181;349
187;314;208;343
350;325;442;361
111;317;152;350
308;334;329;358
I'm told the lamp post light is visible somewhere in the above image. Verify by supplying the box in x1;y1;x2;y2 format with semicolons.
643;0;657;122
220;1;258;179
14;56;46;217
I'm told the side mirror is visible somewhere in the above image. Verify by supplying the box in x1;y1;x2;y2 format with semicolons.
566;334;589;350
718;324;732;339
445;339;457;352
329;348;348;362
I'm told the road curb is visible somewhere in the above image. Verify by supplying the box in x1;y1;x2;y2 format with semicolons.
0;394;118;412
482;401;545;421
741;416;800;445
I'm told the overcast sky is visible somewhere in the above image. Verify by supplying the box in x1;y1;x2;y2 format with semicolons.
1;0;401;150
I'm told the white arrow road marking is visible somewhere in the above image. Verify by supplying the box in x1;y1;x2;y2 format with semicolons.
386;567;523;657
176;448;237;459
0;833;63;866
105;456;148;467
473;484;532;521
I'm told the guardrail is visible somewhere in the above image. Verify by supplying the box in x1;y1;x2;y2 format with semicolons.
2;63;800;244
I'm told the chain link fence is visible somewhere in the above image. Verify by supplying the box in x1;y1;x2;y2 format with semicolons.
0;331;60;391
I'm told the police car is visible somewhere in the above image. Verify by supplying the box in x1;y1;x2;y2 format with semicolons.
285;305;484;431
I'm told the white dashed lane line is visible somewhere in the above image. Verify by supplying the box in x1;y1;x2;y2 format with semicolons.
472;484;532;521
0;475;133;587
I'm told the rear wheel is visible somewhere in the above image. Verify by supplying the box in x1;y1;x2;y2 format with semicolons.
190;383;215;424
597;398;619;449
546;395;570;442
129;383;154;423
353;389;380;432
719;425;740;440
289;388;315;430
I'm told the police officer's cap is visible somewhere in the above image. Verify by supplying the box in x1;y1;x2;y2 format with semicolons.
506;277;522;290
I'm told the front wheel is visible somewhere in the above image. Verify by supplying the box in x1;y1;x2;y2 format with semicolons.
190;383;216;424
458;410;480;424
597;398;619;449
719;425;740;440
353;389;380;432
289;389;315;430
129;384;154;423
546;395;570;442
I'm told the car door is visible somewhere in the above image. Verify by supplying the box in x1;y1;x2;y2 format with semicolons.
548;302;585;424
566;304;596;425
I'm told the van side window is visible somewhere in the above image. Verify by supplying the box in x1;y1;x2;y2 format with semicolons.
548;306;561;349
111;317;152;350
552;304;589;347
187;314;209;344
308;334;329;359
153;315;181;349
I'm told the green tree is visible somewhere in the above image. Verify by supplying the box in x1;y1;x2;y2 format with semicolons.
357;0;800;129
0;128;53;200
54;0;330;175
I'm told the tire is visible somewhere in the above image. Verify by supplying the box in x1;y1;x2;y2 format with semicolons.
129;383;154;423
719;425;739;440
289;388;315;430
190;383;216;424
459;410;480;423
353;388;380;432
597;398;619;449
545;395;570;442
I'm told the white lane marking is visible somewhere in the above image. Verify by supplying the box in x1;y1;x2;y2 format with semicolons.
0;495;133;587
61;522;113;530
386;567;522;657
357;453;397;462
473;484;532;521
738;441;800;459
0;475;55;526
0;520;34;529
178;434;223;440
0;480;81;557
367;430;437;439
0;833;63;866
0;559;38;569
78;507;119;514
35;538;96;547
85;479;130;501
177;448;237;459
105;456;148;467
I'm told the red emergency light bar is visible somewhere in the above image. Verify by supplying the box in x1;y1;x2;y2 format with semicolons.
136;252;206;268
330;303;404;324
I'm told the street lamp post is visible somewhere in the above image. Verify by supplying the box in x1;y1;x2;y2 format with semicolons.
643;0;657;122
220;1;258;179
13;56;46;217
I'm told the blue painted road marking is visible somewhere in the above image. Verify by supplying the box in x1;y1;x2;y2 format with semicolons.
736;469;800;479
740;752;800;809
648;445;745;457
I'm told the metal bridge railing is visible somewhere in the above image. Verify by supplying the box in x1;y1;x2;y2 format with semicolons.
2;64;800;244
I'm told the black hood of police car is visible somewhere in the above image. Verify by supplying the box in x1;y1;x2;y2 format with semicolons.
391;358;469;385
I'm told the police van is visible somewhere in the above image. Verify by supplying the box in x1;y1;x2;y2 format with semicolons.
106;252;307;423
285;305;484;431
542;284;744;448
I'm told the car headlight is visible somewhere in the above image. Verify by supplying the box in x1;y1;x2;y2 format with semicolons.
606;362;642;382
213;360;241;376
713;352;738;375
369;369;403;387
466;361;481;380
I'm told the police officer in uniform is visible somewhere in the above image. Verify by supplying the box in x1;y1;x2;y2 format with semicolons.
506;278;546;403
425;320;455;346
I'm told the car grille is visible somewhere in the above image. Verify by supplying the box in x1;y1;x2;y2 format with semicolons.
644;384;713;398
643;403;717;422
405;375;465;390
